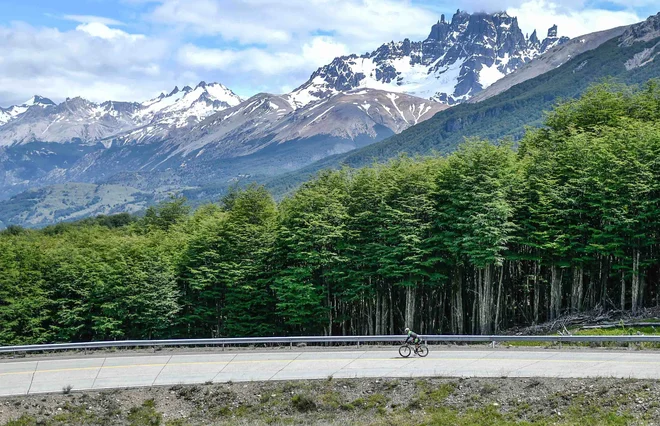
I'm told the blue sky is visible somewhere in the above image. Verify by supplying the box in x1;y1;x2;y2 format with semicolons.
0;0;654;106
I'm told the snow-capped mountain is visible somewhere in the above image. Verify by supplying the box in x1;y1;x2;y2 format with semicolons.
0;96;55;126
0;82;242;147
12;88;446;195
0;97;141;146
468;25;630;103
288;10;569;106
134;81;242;129
144;88;448;160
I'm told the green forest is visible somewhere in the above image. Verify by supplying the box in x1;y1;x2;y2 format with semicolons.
1;81;659;345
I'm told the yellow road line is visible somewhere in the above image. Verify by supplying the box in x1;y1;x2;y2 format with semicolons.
1;356;659;378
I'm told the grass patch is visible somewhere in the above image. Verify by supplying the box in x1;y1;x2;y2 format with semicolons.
505;325;660;349
291;394;316;412
479;383;498;396
415;382;456;407
4;416;37;426
127;400;163;426
573;326;660;336
320;391;342;409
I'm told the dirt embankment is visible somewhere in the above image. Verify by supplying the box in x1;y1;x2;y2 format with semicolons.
2;376;660;425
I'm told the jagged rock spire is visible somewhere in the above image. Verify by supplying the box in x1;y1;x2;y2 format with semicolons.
529;29;540;45
291;10;570;107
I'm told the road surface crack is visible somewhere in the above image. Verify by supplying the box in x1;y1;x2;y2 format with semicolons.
211;354;237;382
91;357;107;389
267;353;303;381
26;361;39;395
151;356;172;386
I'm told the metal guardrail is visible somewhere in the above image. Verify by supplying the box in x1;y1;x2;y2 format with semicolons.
2;334;660;354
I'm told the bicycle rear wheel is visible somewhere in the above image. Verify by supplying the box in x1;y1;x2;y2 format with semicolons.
399;345;412;358
416;345;429;357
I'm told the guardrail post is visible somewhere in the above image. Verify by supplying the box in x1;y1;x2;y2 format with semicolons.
491;341;495;348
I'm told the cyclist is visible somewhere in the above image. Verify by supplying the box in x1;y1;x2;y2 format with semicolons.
404;327;422;348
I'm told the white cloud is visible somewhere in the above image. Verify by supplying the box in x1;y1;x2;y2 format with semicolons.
0;0;651;106
76;22;145;40
63;15;126;26
178;36;350;75
507;0;642;38
0;22;174;105
151;0;437;51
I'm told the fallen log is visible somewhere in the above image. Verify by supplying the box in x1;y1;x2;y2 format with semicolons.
581;322;660;330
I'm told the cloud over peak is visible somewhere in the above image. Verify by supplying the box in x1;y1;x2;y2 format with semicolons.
0;0;650;106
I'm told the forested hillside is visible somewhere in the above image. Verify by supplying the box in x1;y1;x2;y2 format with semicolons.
1;82;659;344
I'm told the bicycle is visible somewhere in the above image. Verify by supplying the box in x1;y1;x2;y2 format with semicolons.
399;341;429;358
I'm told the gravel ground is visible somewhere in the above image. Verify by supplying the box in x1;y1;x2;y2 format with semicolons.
2;376;660;425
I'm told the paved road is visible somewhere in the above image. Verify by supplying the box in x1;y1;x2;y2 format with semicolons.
1;348;660;396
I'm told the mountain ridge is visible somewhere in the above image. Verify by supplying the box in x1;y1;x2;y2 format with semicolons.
287;10;568;107
0;82;242;147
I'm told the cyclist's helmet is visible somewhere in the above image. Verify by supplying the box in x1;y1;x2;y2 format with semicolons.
404;327;410;333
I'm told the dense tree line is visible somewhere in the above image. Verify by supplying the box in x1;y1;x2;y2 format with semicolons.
1;82;659;344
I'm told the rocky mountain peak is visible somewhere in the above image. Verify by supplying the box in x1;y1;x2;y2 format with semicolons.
26;95;55;107
289;10;570;107
61;97;92;109
529;30;540;45
620;12;660;47
0;80;243;146
548;24;558;38
428;18;450;40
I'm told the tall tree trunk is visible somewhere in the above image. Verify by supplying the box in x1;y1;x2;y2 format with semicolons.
471;269;477;335
405;285;416;329
632;249;640;314
375;293;381;335
341;301;347;336
366;297;373;335
533;260;540;324
419;291;425;333
451;268;464;334
601;255;610;307
494;265;504;332
550;265;561;320
571;265;583;313
389;286;394;335
381;292;388;335
479;266;493;335
587;266;595;309
326;279;332;336
620;268;626;311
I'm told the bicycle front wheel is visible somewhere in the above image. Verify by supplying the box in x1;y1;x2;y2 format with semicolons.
399;345;412;358
416;345;429;357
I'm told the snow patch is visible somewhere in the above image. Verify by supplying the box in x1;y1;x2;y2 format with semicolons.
479;63;506;88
